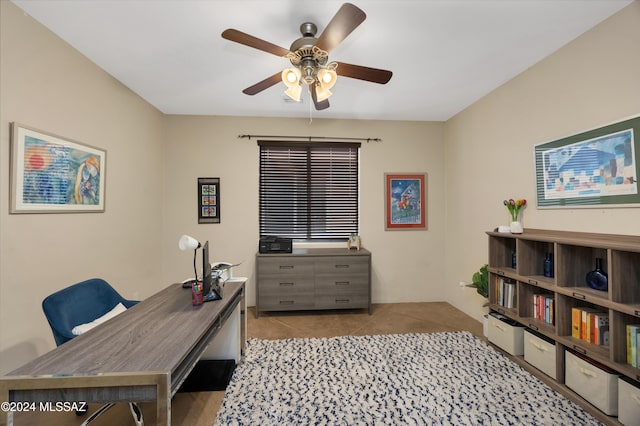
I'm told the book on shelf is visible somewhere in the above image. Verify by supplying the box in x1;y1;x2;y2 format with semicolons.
592;312;609;346
533;294;554;325
627;324;640;367
571;307;609;346
495;276;516;309
571;307;581;339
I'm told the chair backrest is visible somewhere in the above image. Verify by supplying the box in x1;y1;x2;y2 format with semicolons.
42;278;137;346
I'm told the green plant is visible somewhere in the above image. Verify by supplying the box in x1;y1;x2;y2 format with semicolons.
466;264;489;305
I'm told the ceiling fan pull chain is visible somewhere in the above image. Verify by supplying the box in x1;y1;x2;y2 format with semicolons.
309;86;313;124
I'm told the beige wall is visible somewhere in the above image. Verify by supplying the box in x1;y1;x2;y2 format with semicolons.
161;116;445;307
0;2;165;373
444;1;640;321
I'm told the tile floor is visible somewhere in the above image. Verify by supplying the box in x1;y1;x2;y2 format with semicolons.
11;303;483;425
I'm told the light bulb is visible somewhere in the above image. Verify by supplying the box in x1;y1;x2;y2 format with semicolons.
317;69;337;90
281;68;301;87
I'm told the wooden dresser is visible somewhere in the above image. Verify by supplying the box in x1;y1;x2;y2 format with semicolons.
255;248;371;318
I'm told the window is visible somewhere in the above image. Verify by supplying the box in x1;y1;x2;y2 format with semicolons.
259;141;360;240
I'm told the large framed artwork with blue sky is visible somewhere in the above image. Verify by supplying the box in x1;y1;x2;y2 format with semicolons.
10;123;106;213
385;173;427;230
534;114;640;209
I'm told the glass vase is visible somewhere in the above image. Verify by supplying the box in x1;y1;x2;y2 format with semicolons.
544;253;554;278
586;258;608;291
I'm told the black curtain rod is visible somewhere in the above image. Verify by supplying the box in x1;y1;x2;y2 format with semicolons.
238;134;382;143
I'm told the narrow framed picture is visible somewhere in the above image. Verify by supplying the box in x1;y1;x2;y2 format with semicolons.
10;122;106;213
385;173;427;230
198;177;220;224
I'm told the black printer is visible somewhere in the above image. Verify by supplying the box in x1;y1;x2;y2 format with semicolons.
259;236;293;253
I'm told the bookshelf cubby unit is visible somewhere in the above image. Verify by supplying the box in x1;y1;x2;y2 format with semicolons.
487;228;640;425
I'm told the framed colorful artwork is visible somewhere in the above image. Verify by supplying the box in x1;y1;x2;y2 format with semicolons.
534;114;640;208
198;177;220;223
385;173;427;230
10;123;106;213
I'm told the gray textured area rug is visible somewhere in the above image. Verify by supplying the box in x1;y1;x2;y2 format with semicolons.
215;331;601;425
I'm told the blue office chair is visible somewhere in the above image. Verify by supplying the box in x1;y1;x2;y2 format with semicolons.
42;278;143;425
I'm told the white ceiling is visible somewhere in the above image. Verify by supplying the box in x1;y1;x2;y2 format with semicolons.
11;0;633;121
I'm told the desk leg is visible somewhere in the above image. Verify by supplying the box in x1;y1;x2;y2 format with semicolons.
156;374;171;426
240;285;246;359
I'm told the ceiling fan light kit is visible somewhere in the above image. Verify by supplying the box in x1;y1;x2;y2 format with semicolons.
221;2;392;111
284;83;302;102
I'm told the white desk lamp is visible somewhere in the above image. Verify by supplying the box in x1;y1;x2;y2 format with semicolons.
178;234;201;282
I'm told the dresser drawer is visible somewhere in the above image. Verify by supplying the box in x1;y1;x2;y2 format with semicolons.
257;257;314;276
258;277;314;294
314;256;369;275
315;294;369;310
315;275;368;293
258;294;315;311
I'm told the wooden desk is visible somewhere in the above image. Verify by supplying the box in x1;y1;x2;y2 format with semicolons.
0;280;245;426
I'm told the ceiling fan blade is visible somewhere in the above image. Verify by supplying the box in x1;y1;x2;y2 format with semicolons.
335;62;393;84
242;72;282;95
310;84;330;110
222;29;292;57
315;3;366;53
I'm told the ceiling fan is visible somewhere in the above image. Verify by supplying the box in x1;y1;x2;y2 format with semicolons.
221;2;393;110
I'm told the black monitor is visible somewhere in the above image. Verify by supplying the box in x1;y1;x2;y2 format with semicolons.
202;241;222;301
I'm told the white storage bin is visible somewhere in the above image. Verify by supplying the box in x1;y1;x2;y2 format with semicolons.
488;313;525;356
523;329;557;380
618;377;640;426
565;350;618;416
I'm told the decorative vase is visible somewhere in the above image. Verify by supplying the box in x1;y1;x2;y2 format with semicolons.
586;258;608;291
544;253;554;278
510;221;523;234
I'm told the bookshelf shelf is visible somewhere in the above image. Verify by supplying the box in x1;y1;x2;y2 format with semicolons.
487;228;640;424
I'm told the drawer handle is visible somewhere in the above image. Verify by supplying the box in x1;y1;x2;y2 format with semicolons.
335;299;350;303
279;282;294;286
279;300;294;305
335;281;350;286
635;310;640;317
528;279;538;285
572;292;586;300
497;270;505;275
493;323;506;332
279;265;294;269
530;339;548;352
578;365;597;378
528;324;539;331
572;345;587;355
335;264;350;269
632;394;640;406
